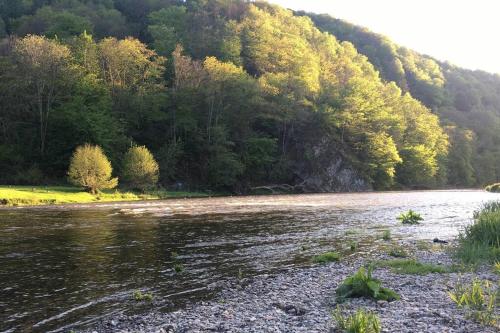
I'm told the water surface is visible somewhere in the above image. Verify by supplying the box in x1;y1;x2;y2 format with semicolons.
0;190;498;332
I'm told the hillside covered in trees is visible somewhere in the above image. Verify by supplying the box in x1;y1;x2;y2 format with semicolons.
0;0;497;192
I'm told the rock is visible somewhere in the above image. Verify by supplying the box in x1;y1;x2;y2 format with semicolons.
433;238;448;244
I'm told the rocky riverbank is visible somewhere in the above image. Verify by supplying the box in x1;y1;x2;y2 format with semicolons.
84;243;498;333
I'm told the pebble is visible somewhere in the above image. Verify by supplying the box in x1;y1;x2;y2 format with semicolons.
82;246;498;333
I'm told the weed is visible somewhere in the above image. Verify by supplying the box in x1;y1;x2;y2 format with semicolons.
397;210;423;224
336;266;399;303
132;290;153;302
388;246;408;258
376;259;451;275
333;307;381;333
382;230;391;241
449;278;499;327
350;241;358;252
174;263;184;273
313;251;340;264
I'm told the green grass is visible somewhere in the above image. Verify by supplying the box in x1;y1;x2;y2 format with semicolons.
376;259;453;275
0;185;210;206
336;266;399;303
173;263;184;273
449;278;499;328
485;183;500;193
388;246;408;258
381;230;391;241
456;201;500;265
312;251;341;264
397;210;423;224
333;307;381;333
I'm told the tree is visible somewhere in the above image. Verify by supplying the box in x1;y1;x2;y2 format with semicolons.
68;144;118;194
122;145;159;191
13;35;72;155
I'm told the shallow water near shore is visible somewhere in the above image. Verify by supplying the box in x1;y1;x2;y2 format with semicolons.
0;190;498;332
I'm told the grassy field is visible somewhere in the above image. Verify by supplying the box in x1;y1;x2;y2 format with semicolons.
0;186;210;207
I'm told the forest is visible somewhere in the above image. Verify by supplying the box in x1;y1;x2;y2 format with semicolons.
0;0;498;192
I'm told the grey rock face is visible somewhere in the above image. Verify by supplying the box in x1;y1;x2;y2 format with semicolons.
293;138;371;192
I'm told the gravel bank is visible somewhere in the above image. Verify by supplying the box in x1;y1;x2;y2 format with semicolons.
85;247;498;333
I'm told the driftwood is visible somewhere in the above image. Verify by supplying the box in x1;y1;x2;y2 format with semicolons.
251;184;303;194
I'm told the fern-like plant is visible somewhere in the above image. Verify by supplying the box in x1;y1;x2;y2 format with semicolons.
397;210;423;224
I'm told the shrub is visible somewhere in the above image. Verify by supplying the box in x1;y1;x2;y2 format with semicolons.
485;183;500;193
132;290;153;302
336;266;399;303
67;144;118;194
376;259;450;275
449;278;498;327
313;251;341;264
397;210;423;224
333;307;381;333
382;230;391;241
122;145;159;191
456;202;500;264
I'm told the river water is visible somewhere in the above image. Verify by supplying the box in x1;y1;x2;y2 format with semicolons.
0;190;498;332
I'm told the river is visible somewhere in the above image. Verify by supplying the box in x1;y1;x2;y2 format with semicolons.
0;190;498;332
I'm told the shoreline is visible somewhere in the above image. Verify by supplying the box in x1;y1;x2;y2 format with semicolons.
0;186;490;209
82;241;498;333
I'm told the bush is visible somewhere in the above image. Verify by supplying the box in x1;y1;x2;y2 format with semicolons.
67;144;118;194
485;183;500;193
313;251;341;264
333;307;381;333
336;266;399;303
456;202;500;264
397;210;423;224
122;145;159;191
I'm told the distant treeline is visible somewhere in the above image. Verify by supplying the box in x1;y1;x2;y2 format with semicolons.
0;0;497;191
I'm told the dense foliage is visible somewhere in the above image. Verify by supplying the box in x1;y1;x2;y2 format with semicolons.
122;145;160;191
67;144;118;193
304;12;500;187
0;0;495;191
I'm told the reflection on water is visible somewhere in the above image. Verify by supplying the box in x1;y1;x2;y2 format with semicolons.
0;190;498;332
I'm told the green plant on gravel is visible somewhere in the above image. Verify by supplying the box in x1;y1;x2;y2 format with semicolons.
333;307;381;333
350;241;358;251
449;278;499;327
397;210;423;224
133;290;153;302
416;240;431;251
381;230;391;241
376;259;452;275
456;201;500;265
336;266;399;303
494;262;500;275
313;251;341;264
388;246;408;258
173;263;184;273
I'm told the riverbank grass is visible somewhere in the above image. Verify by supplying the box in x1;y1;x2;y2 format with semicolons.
0;186;209;206
376;259;453;275
456;201;500;265
313;251;341;264
333;307;381;333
